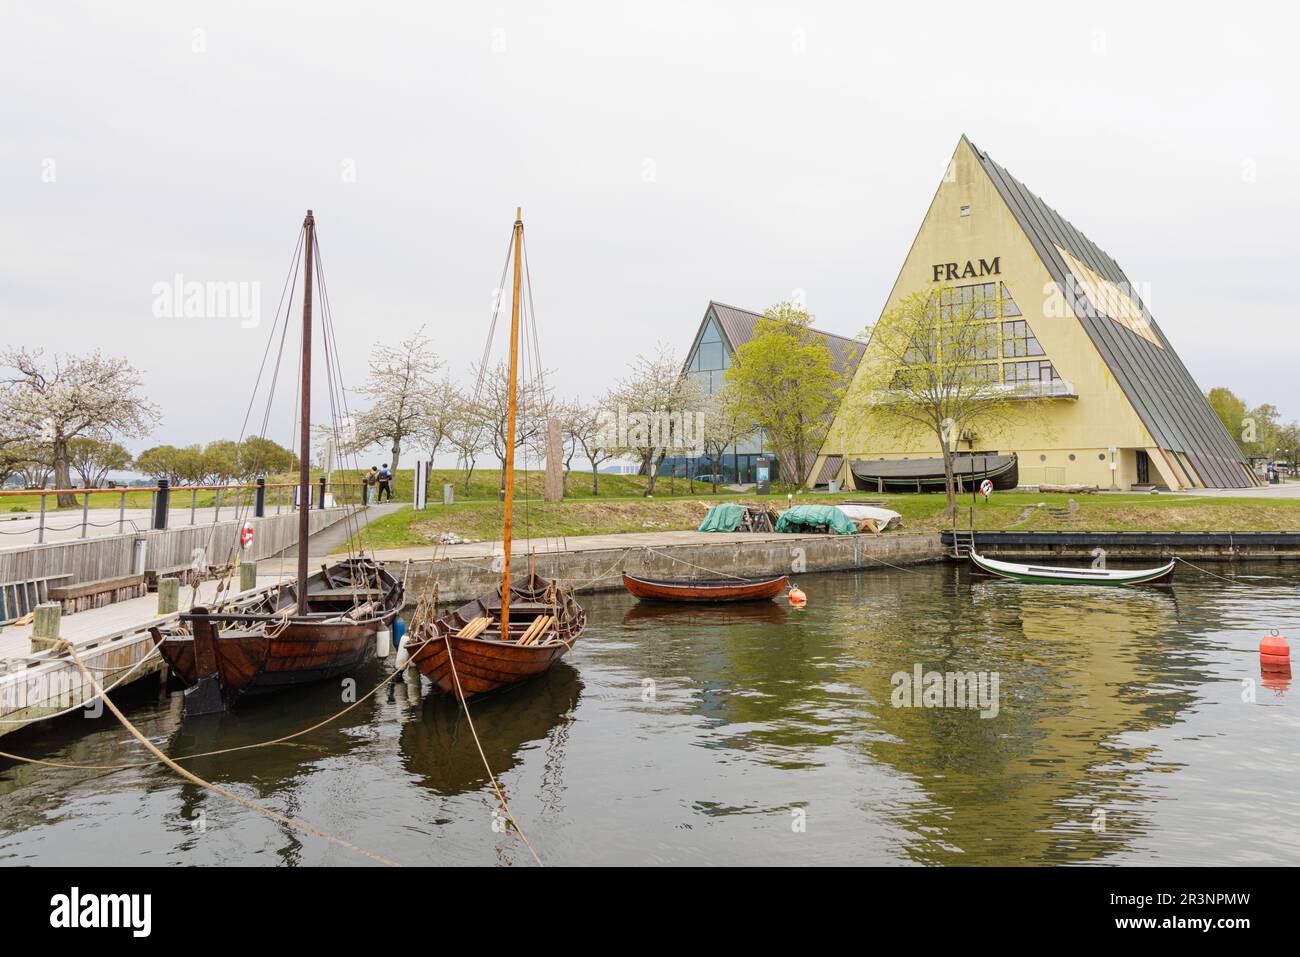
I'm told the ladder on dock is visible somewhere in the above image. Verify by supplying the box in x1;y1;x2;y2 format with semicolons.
950;507;976;559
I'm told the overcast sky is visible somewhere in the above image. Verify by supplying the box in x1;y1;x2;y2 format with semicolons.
2;1;1296;459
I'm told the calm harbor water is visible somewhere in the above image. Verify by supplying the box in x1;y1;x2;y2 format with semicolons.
2;562;1298;866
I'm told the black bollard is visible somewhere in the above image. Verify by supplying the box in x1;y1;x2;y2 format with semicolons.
318;475;327;509
254;476;266;518
152;479;170;529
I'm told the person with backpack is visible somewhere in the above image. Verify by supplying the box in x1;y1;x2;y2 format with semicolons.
377;464;393;502
364;466;379;504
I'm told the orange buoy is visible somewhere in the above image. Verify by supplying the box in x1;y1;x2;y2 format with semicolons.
1260;632;1291;673
788;586;807;607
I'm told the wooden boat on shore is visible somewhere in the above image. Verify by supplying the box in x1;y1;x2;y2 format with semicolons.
149;210;403;715
851;453;1018;493
152;558;403;709
622;572;788;603
403;209;586;700
969;550;1175;586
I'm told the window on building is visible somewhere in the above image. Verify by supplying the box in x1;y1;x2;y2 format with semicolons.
1003;360;1060;385
1002;319;1044;357
1000;283;1021;317
687;314;732;395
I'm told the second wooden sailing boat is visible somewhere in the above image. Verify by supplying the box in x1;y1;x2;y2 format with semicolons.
404;209;586;699
152;210;404;714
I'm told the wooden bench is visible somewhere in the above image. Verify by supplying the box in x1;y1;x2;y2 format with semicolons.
48;574;148;614
1;575;71;626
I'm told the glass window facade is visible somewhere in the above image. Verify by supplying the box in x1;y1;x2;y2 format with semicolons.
686;314;732;396
903;281;1056;389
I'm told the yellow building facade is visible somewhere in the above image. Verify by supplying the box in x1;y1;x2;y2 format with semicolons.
812;137;1255;491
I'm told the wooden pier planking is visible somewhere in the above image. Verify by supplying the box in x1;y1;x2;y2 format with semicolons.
0;574;293;738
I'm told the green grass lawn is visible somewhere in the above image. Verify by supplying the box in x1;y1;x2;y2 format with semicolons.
343;483;1300;552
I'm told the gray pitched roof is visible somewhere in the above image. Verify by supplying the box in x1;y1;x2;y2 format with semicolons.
705;301;867;383
968;137;1252;488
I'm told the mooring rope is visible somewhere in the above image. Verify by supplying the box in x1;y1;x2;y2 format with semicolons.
439;631;544;867
1172;555;1244;585
49;638;401;867
0;644;164;725
0;644;410;769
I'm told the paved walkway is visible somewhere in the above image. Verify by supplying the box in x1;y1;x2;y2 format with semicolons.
277;503;404;560
369;528;830;563
1174;481;1300;498
0;504;291;548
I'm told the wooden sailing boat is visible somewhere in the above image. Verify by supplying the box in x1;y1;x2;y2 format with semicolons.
405;209;587;699
151;210;404;714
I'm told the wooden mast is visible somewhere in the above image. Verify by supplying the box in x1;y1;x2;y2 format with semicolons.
500;207;524;637
297;209;315;615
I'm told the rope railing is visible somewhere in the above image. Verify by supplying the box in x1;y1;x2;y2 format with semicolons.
0;479;372;543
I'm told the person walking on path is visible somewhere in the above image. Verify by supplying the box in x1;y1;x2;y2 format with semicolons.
377;464;394;502
364;466;379;504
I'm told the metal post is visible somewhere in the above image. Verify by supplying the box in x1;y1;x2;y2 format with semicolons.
37;493;46;544
118;490;126;533
318;475;327;510
190;487;197;525
254;477;266;518
152;480;170;530
80;491;89;539
214;489;221;523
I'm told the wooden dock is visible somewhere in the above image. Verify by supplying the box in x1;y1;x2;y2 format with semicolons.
0;572;291;738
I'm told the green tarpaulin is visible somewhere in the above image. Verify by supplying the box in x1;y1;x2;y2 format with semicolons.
775;504;857;535
698;503;746;532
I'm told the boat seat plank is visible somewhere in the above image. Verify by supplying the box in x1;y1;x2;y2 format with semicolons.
455;616;491;639
310;587;388;599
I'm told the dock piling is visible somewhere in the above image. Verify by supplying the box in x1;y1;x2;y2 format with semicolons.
31;602;61;653
157;577;180;615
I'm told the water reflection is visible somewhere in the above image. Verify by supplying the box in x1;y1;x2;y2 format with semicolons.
398;663;581;796
1;563;1297;865
854;574;1199;864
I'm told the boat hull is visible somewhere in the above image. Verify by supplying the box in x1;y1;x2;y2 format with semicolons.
405;574;585;700
151;558;403;711
851;454;1018;493
968;550;1175;586
621;572;788;603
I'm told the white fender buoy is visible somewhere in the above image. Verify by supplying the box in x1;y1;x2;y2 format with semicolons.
394;645;410;669
376;627;392;658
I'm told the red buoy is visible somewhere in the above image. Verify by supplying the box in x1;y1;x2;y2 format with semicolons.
788;586;807;607
1260;632;1291;673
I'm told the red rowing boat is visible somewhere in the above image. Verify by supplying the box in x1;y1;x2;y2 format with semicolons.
622;572;788;603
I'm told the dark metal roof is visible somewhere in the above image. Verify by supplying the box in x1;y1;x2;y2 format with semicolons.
967;137;1253;489
814;455;843;485
706;301;867;383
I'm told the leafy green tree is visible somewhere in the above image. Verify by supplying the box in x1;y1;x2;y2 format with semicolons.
843;287;1047;519
201;440;241;485
1206;387;1249;452
723;302;844;489
237;436;297;480
67;437;133;488
135;445;188;484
